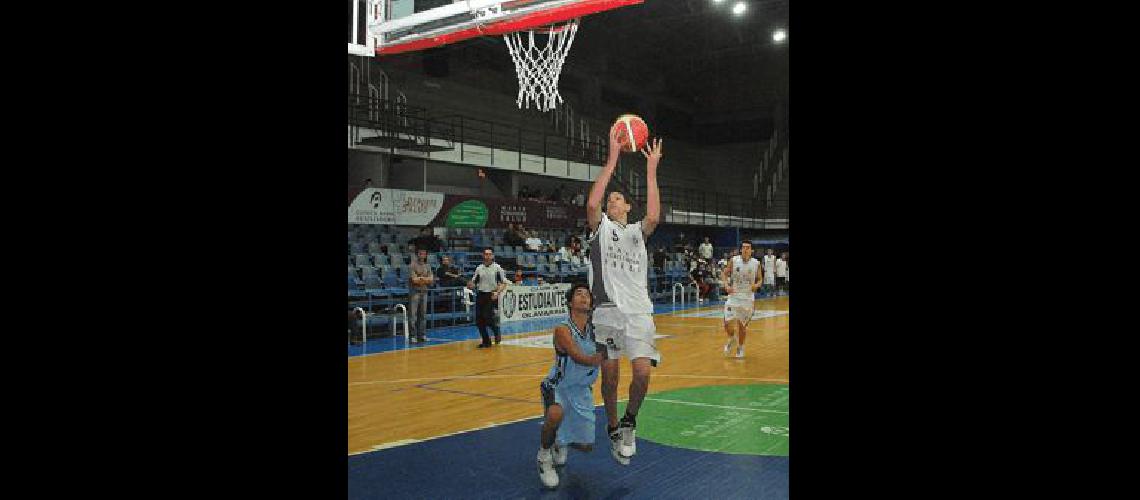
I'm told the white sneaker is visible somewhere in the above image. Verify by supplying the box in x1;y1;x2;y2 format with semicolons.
609;430;630;465
724;337;738;357
537;447;559;488
736;345;745;358
553;443;568;466
620;424;637;457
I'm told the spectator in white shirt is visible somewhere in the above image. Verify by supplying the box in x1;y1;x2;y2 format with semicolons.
698;237;714;261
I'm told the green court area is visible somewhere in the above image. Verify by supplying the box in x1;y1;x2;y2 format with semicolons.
629;384;789;456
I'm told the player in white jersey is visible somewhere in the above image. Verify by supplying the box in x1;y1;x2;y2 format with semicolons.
722;241;762;358
761;248;777;296
586;125;663;466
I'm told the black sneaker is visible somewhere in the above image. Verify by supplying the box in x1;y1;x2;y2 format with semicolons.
495;334;502;344
476;343;491;348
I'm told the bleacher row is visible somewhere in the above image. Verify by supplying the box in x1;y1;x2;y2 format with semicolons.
349;225;580;254
348;224;701;301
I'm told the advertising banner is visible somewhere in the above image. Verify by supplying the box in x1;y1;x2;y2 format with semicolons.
434;195;581;229
348;188;445;225
498;283;572;324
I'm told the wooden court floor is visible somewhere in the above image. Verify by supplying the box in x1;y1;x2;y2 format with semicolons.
348;297;789;455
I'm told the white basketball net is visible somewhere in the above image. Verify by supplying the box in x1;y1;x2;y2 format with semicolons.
503;19;579;112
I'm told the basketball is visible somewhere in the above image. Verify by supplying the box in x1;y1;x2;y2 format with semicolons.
611;114;650;153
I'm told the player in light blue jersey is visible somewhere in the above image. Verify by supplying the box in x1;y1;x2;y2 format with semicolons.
536;283;606;489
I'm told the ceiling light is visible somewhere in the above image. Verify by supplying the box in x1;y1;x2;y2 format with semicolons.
773;29;787;42
732;2;746;15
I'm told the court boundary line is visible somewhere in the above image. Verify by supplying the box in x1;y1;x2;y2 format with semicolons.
644;397;789;414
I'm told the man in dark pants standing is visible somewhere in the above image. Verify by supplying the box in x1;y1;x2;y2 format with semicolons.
468;247;511;348
408;248;433;344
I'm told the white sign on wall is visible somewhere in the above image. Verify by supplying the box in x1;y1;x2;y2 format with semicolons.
498;283;572;324
348;188;444;225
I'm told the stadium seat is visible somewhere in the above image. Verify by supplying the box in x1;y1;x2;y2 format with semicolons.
364;275;384;290
382;273;398;288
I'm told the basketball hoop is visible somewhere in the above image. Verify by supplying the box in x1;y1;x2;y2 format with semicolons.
503;18;579;112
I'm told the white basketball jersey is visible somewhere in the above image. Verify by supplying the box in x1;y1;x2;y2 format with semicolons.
775;258;788;277
588;213;653;314
728;256;761;301
762;254;776;272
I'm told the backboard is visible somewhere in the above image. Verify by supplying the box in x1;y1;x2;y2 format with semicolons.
348;0;642;57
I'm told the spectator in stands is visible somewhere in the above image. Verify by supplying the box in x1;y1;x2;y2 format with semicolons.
436;255;463;287
783;253;790;290
523;225;544;251
683;247;697;272
411;227;442;253
505;223;525;247
408;249;434;344
699;237;714;261
691;258;712;303
556;241;569;263
573;189;585;207
537;276;546;286
775;252;789;296
708;261;725;301
653;247;667;272
558;237;576;264
569;239;587;271
515;269;525;284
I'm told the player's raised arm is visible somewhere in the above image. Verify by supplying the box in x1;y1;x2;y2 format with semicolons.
587;126;624;232
641;138;663;237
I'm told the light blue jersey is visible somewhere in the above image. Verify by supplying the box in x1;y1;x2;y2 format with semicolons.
539;318;599;445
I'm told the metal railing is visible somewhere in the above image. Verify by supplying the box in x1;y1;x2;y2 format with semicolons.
349;94;610;169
